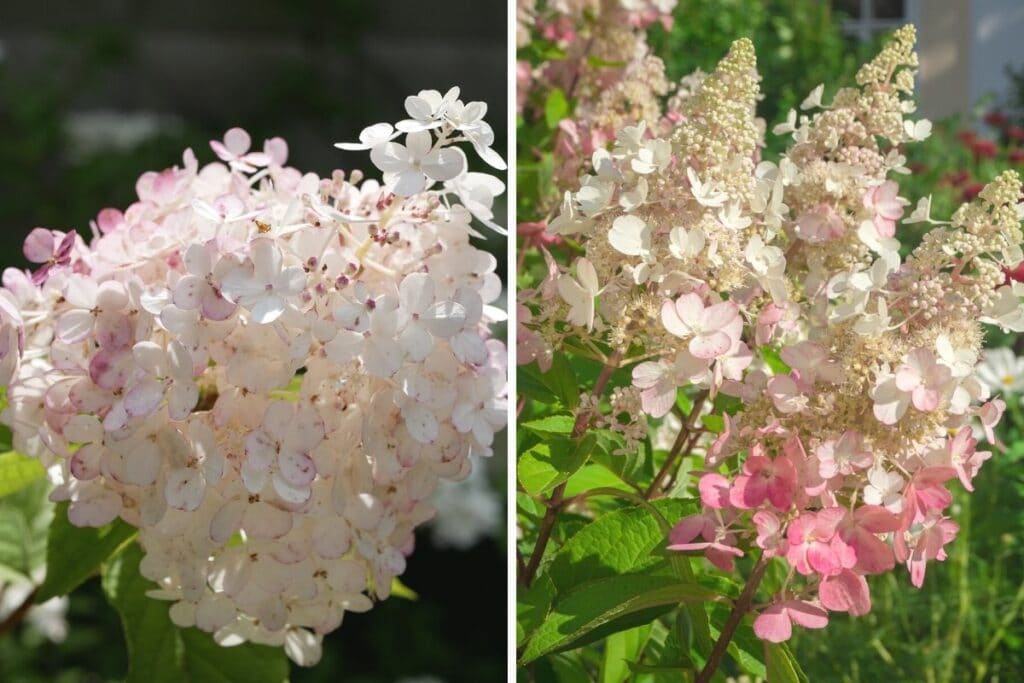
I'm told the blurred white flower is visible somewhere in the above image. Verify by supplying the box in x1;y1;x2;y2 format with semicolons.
429;459;499;549
975;347;1024;395
0;577;69;643
64;110;181;159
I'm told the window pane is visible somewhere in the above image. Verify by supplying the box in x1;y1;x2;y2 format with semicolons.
873;0;905;18
834;0;862;18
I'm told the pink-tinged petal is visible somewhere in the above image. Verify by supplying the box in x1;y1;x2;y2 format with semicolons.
753;604;792;642
912;386;940;412
807;542;841;576
165;468;205;511
699;473;731;509
271;473;312;504
278;448;316;487
89;348;133;391
168;383;199;420
70;443;104;480
820;571;872;615
56;309;94;343
767;476;796;510
245;429;277;471
264;137;289;165
706;546;742;572
122;442;161;486
67;486;121;527
785;600;830;629
210;499;246;544
363;340;403;377
242;501;293;539
689;331;732;359
223;127;251;156
701;301;738;330
94;312;134;349
324;331;362;364
894;367;920;392
262;401;294;439
290;404;325;450
124;377;165;417
173;274;205;310
312;517;351;559
23;228;54;263
852;533;894;574
660;299;691;338
729;474;767;509
668;515;707;546
640;383;676;419
855;505;901;533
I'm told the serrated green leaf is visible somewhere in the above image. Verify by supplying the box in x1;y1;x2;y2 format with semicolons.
546;499;693;593
545;88;570;129
0;451;46;498
519;355;579;408
522;415;576;435
521;574;720;664
104;543;289;683
36;502;137;601
519;438;589;495
0;478;53;581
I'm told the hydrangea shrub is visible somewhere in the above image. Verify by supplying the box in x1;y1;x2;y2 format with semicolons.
0;88;506;672
517;5;1022;679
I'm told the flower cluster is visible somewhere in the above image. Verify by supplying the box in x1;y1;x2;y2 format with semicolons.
0;89;506;664
517;0;681;222
519;26;1024;642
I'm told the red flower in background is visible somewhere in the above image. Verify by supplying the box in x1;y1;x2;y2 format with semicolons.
1009;149;1024;164
962;182;985;202
984;111;1009;128
1008;126;1024;141
970;138;998;160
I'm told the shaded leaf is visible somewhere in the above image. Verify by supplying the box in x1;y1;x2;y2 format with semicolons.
36;501;136;601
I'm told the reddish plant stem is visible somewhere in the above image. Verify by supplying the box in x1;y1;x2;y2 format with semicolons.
520;350;622;587
644;391;708;500
695;553;769;683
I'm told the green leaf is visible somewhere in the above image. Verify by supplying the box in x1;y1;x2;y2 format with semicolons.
519;438;589;495
764;641;803;683
518;573;556;647
545;88;570;128
520;574;720;664
602;625;651;683
0;478;53;581
700;415;724;433
759;346;791;375
35;502;137;601
522;415;576;435
562;464;633;498
104;543;289;683
546;499;692;593
0;451;46;498
519;355;579;408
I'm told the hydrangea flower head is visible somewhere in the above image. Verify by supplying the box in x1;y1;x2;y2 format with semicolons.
1;89;506;665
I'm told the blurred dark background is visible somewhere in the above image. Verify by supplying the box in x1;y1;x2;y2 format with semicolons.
0;2;507;682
